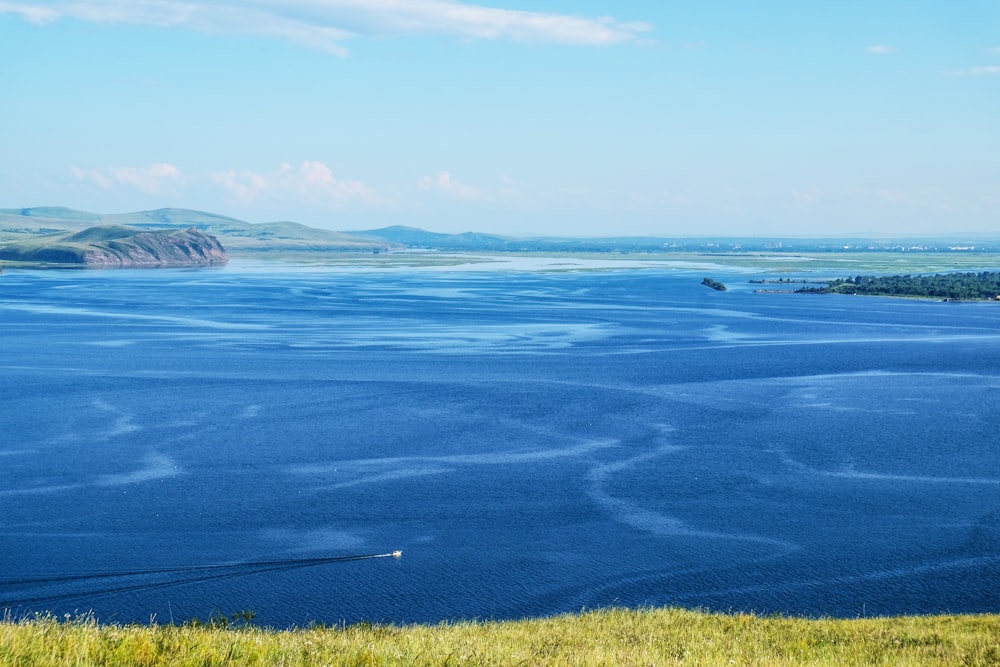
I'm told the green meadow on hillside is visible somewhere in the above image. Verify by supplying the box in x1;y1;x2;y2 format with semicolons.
3;607;1000;666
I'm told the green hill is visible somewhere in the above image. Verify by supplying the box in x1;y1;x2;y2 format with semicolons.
0;206;103;223
0;225;228;267
63;225;148;243
353;225;519;250
0;208;395;253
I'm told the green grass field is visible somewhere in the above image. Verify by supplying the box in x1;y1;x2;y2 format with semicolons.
3;607;1000;666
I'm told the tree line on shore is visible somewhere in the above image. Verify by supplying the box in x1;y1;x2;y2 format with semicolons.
799;271;1000;300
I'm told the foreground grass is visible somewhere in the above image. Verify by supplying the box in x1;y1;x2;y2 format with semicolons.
3;608;1000;666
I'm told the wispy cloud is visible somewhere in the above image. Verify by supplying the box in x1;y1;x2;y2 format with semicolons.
212;161;379;205
876;189;906;203
943;46;1000;77
329;0;651;44
0;2;59;23
791;185;820;203
864;45;895;55
417;171;483;200
71;162;182;194
0;1;651;55
949;65;1000;77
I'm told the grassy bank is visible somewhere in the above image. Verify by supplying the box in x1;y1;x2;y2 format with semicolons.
3;607;999;666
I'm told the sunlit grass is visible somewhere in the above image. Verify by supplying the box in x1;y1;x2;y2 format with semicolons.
3;607;999;666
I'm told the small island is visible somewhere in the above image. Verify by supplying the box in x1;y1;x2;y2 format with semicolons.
0;225;228;268
701;277;727;291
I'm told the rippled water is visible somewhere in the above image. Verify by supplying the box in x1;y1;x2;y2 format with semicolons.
2;260;999;626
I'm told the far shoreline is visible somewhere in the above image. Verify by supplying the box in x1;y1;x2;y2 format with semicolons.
5;250;1000;295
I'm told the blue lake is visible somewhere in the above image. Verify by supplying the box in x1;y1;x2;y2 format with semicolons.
2;259;999;626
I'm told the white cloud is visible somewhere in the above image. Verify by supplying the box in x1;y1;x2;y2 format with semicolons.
791;186;820;203
967;65;1000;76
864;45;894;55
71;162;182;194
876;189;906;203
212;161;379;205
324;0;651;45
0;1;650;55
0;2;59;23
417;171;482;200
949;65;1000;77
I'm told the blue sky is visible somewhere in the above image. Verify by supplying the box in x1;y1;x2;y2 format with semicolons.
1;1;998;237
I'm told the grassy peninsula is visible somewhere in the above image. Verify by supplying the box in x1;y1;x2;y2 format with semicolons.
0;225;227;268
3;607;1000;666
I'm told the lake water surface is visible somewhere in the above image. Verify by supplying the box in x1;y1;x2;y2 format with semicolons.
2;259;999;626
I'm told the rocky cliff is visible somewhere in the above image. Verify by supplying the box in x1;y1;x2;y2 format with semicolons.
0;226;228;267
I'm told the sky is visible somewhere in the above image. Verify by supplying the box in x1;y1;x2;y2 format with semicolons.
1;1;998;237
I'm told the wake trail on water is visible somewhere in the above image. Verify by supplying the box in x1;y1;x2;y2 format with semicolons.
0;552;401;609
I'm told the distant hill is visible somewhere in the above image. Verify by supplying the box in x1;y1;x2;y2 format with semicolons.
0;225;228;267
350;227;1000;254
350;226;727;253
0;206;104;223
0;208;395;253
5;207;1000;257
351;226;520;250
351;225;700;252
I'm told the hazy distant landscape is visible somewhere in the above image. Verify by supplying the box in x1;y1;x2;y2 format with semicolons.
6;206;1000;304
5;206;1000;265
